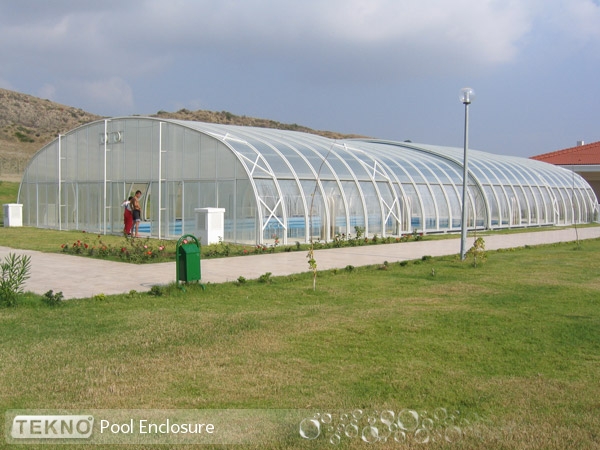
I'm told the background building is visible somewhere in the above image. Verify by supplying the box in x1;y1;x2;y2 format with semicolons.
532;141;600;202
18;117;599;244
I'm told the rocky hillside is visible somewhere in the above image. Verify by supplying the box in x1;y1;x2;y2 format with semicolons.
0;88;364;181
152;109;364;140
0;89;102;179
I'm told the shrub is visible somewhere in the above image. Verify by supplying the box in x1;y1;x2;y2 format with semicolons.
466;237;487;267
0;253;31;307
41;290;64;307
149;285;163;296
258;272;272;284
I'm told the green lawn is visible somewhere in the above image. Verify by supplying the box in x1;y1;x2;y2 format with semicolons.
1;239;599;449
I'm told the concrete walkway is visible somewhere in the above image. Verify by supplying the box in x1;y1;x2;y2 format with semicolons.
1;227;599;299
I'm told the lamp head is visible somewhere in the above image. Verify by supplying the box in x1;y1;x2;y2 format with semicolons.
459;87;475;105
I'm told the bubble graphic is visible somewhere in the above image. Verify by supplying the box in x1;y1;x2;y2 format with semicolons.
434;407;448;421
414;428;430;444
329;433;341;445
321;413;332;424
445;425;463;442
352;409;364;420
299;418;321;440
336;424;345;434
361;426;379;444
340;413;349;423
422;417;434;430
367;415;377;425
380;410;395;426
397;409;419;432
394;430;407;443
345;424;359;439
378;424;391;441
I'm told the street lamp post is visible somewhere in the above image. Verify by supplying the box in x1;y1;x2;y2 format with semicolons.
459;88;474;261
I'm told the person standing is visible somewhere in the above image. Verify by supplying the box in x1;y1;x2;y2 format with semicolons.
122;196;134;235
131;190;142;237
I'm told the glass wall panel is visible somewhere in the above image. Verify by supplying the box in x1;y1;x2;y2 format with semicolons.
484;185;499;227
182;130;200;179
217;180;235;241
254;179;284;242
236;179;257;243
217;144;237;179
341;180;365;233
165;125;183;180
322;180;347;237
417;184;436;231
431;184;448;229
402;184;422;230
198;181;217;208
279;179;306;240
377;181;398;235
200;137;217;180
359;181;381;235
523;186;537;223
301;180;326;240
492;185;509;225
513;186;529;225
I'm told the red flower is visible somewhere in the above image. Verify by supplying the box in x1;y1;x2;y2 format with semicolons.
84;243;89;249
147;251;152;255
121;247;126;252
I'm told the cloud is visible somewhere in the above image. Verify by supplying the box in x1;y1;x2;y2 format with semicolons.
3;0;598;86
117;0;534;81
68;77;135;113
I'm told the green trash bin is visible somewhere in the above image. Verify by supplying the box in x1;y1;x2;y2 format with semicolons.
176;234;201;284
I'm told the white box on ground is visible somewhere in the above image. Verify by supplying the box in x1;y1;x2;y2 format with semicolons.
194;207;226;245
3;203;23;227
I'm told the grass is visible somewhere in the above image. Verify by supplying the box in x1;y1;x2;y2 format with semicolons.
1;239;599;448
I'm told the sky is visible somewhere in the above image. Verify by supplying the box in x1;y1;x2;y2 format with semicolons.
0;0;599;158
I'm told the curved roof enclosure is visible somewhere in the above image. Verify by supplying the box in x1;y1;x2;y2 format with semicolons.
18;117;599;244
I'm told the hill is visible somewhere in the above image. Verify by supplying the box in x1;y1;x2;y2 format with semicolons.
0;88;364;181
0;88;102;180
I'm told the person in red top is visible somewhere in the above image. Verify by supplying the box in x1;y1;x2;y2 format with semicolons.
122;196;133;235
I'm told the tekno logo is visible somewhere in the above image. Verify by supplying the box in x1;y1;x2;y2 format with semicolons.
11;415;94;439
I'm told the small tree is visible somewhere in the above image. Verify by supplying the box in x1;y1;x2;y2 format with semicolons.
466;237;486;267
0;253;32;307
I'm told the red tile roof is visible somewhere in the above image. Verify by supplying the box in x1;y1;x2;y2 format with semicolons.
531;141;600;165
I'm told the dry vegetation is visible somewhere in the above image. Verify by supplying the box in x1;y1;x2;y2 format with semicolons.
0;88;101;179
0;88;365;181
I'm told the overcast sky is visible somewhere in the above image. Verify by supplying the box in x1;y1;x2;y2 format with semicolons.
1;0;598;157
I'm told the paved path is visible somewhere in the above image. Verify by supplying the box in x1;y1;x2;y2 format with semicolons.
1;227;598;299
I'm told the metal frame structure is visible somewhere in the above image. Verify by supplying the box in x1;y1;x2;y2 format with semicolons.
18;117;599;244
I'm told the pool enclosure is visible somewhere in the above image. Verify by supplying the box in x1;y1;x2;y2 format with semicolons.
18;117;599;244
